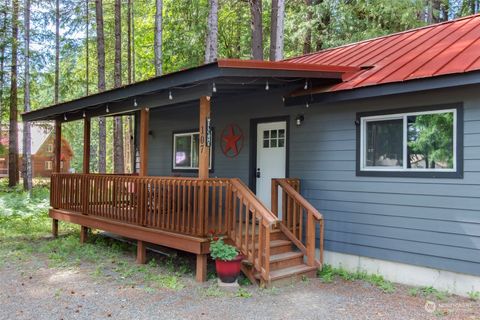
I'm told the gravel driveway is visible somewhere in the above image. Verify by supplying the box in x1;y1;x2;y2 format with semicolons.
1;247;479;320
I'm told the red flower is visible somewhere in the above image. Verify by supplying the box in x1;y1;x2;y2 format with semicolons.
208;229;216;235
213;236;219;241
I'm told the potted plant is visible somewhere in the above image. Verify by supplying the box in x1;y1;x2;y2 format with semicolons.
208;230;243;283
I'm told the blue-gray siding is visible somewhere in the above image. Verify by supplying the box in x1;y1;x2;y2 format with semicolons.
143;85;480;276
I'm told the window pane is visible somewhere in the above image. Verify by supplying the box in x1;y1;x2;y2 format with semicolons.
271;139;277;148
175;135;192;167
192;134;199;168
271;130;277;138
407;112;454;169
278;129;285;138
263;130;269;139
263;139;269;148
366;119;403;167
278;138;285;147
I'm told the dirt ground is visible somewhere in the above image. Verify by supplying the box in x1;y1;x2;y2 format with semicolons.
1;239;479;320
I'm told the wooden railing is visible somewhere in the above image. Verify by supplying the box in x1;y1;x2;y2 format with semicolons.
228;178;278;283
271;178;324;268
50;173;278;283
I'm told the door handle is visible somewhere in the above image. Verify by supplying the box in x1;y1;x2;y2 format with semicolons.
256;168;261;178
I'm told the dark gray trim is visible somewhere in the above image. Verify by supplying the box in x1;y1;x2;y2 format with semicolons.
285;71;480;107
23;62;344;122
249;116;290;192
355;103;464;179
170;128;215;174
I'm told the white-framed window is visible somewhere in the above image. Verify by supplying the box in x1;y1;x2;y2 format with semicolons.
173;131;212;170
357;105;462;178
47;144;54;152
45;161;53;170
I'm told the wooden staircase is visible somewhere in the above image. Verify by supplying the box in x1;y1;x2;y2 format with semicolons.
229;178;324;287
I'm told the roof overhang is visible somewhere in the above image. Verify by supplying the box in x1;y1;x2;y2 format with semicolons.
284;70;480;107
22;59;359;123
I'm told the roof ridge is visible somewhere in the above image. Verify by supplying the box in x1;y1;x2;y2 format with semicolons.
284;13;480;62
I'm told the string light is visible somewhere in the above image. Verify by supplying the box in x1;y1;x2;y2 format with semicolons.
306;102;310;108
134;98;138;107
304;80;309;90
64;114;67;121
83;111;86;118
212;82;217;93
169;90;173;100
106;104;110;113
265;80;269;91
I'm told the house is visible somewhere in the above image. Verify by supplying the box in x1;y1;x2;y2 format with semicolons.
22;15;480;294
0;125;74;178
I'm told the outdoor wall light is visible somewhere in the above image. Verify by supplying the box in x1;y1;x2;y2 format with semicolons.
265;80;269;91
295;114;304;127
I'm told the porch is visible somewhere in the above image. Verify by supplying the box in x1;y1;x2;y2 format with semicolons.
21;59;340;285
49;173;324;286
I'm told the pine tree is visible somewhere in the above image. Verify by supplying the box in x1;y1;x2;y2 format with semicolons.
269;0;284;61
205;0;218;63
54;0;60;104
8;0;18;187
154;0;163;75
249;0;263;60
22;0;32;191
95;0;106;173
113;0;124;173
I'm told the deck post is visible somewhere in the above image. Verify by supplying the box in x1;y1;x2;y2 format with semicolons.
52;120;62;237
136;240;147;264
54;120;62;173
198;96;211;179
83;117;91;174
52;219;58;238
196;254;207;282
80;226;88;244
139;108;149;177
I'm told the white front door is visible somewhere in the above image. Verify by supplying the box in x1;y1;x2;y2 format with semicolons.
256;121;287;210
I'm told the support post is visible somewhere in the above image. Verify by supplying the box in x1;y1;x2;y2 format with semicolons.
136;240;147;264
83;117;91;174
139;108;149;177
80;226;88;244
306;211;315;266
198;96;211;179
52;219;58;238
271;179;278;216
54;120;62;173
196;253;207;282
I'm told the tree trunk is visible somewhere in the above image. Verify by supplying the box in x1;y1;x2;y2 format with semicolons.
205;0;218;63
113;0;124;174
0;0;7;129
315;0;329;51
154;0;163;75
303;0;313;54
249;0;263;60
132;0;135;82
269;0;284;61
95;0;106;173
23;0;32;191
54;0;60;104
8;0;18;187
86;0;89;95
127;0;132;83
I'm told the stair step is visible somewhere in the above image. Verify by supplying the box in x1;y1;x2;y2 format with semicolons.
269;251;304;270
269;264;317;281
269;251;303;263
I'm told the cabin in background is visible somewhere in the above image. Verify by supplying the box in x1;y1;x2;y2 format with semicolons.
0;125;74;178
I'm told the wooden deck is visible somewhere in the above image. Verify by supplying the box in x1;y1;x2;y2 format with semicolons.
50;173;324;286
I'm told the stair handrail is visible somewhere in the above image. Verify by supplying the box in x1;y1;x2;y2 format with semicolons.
227;178;279;285
272;178;324;268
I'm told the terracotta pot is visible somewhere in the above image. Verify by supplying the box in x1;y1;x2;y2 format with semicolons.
215;254;243;283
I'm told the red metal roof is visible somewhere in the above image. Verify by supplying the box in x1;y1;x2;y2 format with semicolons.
285;14;480;92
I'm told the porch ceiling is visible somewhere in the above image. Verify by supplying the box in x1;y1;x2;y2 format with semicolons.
22;59;357;123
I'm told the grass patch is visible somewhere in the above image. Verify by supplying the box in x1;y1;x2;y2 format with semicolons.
467;291;480;301
408;286;450;301
317;264;395;293
0;183;187;292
